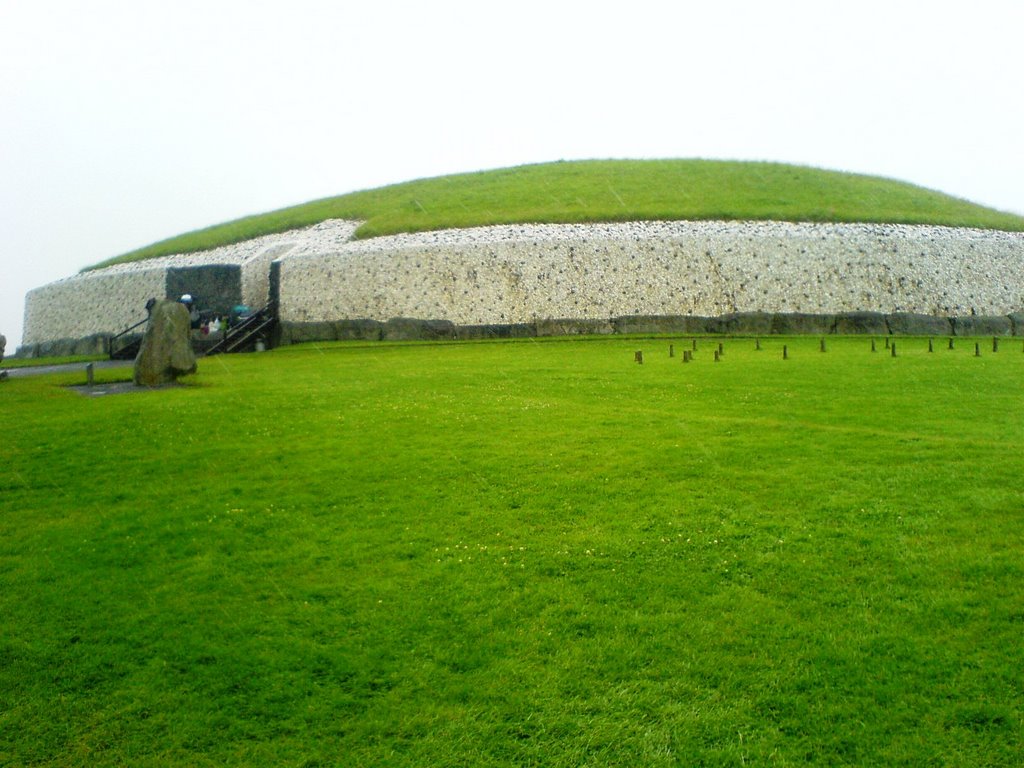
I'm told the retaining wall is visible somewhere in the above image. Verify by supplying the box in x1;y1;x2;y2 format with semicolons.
274;220;1024;336
19;219;1024;354
19;221;360;355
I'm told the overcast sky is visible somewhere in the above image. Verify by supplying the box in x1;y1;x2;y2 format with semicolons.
2;0;1022;349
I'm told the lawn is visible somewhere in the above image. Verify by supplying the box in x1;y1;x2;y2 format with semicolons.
87;159;1024;270
1;336;1022;765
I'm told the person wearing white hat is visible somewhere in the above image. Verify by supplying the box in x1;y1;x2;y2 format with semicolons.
178;294;200;328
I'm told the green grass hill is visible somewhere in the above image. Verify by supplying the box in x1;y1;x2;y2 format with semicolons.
87;159;1024;271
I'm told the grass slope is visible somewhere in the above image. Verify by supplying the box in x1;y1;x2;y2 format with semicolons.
87;159;1024;270
2;336;1023;766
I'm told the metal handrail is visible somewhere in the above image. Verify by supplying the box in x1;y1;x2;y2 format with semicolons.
109;316;149;358
205;301;277;356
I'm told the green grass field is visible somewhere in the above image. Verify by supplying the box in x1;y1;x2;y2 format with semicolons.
87;159;1024;270
2;337;1023;766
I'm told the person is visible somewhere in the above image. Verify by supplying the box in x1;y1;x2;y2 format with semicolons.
179;294;201;328
178;294;194;317
229;304;251;328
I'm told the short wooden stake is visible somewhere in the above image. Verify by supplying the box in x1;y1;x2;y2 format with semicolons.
891;342;897;358
928;338;933;353
975;342;981;357
783;345;788;360
635;350;643;364
820;338;826;353
718;341;723;356
948;338;954;350
692;339;697;351
755;338;761;351
871;339;876;352
85;363;95;387
714;350;720;362
683;350;691;363
993;337;998;353
669;344;675;358
885;337;890;349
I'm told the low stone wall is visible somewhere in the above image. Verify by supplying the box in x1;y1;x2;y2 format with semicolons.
20;218;1024;353
275;311;1024;345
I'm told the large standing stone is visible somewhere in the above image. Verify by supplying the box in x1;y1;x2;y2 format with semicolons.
134;301;197;387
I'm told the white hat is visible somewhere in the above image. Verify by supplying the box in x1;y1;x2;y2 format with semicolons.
180;294;193;302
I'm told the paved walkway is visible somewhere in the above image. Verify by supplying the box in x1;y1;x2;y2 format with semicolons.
2;359;133;379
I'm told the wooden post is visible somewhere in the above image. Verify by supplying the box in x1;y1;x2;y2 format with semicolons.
755;338;761;351
683;350;691;363
871;338;876;352
85;363;95;387
928;338;933;353
975;342;981;357
993;337;999;353
692;339;697;351
718;342;723;356
948;338;954;350
885;336;890;349
635;350;643;364
669;344;675;358
891;342;897;358
714;350;720;362
783;345;788;360
820;338;826;353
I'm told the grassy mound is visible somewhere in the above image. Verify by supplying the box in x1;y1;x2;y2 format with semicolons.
87;159;1024;270
3;337;1023;765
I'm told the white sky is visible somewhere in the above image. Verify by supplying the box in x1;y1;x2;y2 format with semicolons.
2;0;1022;349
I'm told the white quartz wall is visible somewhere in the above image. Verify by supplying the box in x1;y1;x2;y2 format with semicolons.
23;266;167;345
21;220;360;344
277;221;1024;324
22;219;1024;345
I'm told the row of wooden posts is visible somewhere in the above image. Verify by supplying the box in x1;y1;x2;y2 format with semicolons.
634;337;1021;363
